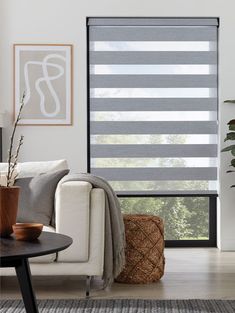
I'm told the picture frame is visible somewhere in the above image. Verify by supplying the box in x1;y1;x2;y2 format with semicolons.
14;44;73;125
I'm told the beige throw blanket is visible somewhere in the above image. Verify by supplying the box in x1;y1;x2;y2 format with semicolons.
60;173;126;287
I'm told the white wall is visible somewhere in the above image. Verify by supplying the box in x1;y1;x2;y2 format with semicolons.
1;0;235;250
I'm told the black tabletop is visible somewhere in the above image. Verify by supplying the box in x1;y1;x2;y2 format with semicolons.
0;232;73;262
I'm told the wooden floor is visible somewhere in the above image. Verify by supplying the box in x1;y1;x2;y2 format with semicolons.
1;248;235;300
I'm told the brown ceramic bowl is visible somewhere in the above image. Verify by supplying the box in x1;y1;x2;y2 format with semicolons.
13;223;43;241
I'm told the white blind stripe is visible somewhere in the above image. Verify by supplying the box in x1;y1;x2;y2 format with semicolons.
91;135;217;145
90;111;217;122
111;180;217;192
90;74;217;88
91;64;217;74
91;167;217;181
90;121;218;135
91;41;216;52
90;98;217;111
90;144;217;158
90;51;217;64
91;88;216;98
88;18;219;26
92;157;217;168
90;27;217;41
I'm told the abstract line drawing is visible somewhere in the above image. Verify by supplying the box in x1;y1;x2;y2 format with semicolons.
24;54;66;117
14;44;73;125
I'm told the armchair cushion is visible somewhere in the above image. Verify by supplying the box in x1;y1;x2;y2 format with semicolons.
15;169;69;226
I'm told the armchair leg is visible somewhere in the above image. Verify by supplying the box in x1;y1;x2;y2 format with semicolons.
86;275;92;298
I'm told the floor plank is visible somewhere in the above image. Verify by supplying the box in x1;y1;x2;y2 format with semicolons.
1;248;235;300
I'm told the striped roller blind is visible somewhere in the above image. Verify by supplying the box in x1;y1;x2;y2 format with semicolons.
88;18;219;195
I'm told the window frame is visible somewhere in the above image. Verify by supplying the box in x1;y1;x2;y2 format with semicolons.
86;18;218;248
117;193;217;247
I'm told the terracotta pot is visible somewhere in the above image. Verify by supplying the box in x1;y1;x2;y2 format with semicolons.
0;186;20;237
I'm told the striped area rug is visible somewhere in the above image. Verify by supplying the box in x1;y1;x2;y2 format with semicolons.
0;299;235;312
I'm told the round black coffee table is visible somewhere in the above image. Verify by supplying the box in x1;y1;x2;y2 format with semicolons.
0;231;72;313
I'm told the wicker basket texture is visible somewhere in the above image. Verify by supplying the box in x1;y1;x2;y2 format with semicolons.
116;214;165;284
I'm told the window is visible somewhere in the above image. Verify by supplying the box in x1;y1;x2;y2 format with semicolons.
87;18;218;247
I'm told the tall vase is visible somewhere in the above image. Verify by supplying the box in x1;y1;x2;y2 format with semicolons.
0;186;20;237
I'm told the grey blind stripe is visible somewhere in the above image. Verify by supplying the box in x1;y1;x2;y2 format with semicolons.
90;51;217;65
90;98;218;111
90;27;217;41
88;18;218;194
88;18;219;26
91;167;217;181
116;190;218;196
91;144;217;158
90;121;218;135
90;75;217;88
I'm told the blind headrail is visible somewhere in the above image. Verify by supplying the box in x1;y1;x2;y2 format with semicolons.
88;18;219;27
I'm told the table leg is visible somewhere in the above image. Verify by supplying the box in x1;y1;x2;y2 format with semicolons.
15;258;39;313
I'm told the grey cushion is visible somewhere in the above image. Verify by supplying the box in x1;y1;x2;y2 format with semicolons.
15;169;69;226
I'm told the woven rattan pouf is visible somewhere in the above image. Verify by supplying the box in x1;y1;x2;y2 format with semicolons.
116;214;165;284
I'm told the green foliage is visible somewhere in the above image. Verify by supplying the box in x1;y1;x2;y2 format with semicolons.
120;197;209;240
222;100;235;186
182;197;209;238
221;144;235;152
224;132;235;141
224;100;235;103
229;124;235;131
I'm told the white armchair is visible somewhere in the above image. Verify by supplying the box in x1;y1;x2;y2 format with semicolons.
0;160;106;296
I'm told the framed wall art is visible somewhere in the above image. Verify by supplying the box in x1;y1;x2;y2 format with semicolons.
14;44;73;125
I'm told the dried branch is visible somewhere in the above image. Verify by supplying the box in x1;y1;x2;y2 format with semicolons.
8;135;24;185
6;93;25;187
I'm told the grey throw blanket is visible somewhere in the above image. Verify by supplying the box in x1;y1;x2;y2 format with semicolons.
60;173;126;287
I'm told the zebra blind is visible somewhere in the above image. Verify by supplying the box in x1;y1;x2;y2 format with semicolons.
88;18;218;195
